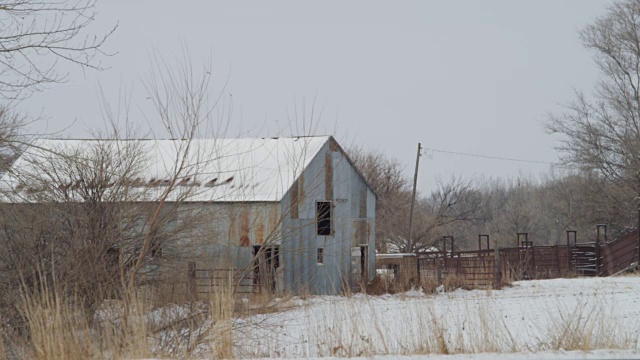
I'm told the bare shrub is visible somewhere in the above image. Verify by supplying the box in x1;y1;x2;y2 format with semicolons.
420;276;440;294
442;273;467;292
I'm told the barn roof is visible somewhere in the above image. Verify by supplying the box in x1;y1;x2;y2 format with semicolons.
0;136;329;203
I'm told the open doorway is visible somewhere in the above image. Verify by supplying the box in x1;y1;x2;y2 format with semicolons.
360;245;368;283
351;245;369;289
252;245;279;292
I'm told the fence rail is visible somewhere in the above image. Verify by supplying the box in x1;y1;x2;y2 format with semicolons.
416;230;639;288
187;264;260;296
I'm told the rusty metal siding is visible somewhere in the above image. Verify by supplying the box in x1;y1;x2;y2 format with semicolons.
359;184;367;218
279;139;376;295
176;137;376;296
366;188;377;278
325;153;333;200
175;202;281;273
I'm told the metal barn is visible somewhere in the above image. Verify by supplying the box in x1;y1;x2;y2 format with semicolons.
1;136;376;295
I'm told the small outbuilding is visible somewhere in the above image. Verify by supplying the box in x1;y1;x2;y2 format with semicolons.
376;253;417;288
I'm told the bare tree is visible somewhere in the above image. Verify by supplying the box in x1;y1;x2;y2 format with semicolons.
0;0;115;99
408;176;482;252
0;51;228;326
547;0;640;228
0;106;28;171
349;147;482;253
348;148;412;252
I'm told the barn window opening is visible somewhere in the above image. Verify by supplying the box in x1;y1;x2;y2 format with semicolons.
317;248;324;264
316;201;332;236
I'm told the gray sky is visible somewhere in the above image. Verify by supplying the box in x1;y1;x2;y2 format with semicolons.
21;0;612;193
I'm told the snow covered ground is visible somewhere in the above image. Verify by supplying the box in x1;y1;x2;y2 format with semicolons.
230;276;640;359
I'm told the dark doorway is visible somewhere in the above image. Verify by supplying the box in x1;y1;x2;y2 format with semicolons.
360;245;368;283
252;245;280;292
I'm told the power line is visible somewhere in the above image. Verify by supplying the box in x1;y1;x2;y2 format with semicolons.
422;147;565;167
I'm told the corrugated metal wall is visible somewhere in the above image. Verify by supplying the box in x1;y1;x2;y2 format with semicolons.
280;138;376;295
173;202;281;271
179;137;376;295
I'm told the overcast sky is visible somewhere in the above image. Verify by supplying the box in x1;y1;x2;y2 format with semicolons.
20;0;613;193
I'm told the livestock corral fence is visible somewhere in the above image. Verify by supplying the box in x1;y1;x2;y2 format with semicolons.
414;227;640;289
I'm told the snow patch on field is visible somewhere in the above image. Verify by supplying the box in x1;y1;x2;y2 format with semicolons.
230;277;640;358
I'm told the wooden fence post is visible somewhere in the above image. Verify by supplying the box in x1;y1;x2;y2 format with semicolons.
555;245;561;277
441;237;448;282
494;244;501;289
566;230;576;274
596;224;606;277
187;261;197;300
415;250;420;284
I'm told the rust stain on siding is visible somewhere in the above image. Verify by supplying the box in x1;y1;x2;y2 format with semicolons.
239;207;250;247
228;206;237;245
360;220;367;244
329;138;339;152
352;219;369;246
352;219;360;246
359;186;367;218
268;205;280;243
325;153;333;200
256;223;265;244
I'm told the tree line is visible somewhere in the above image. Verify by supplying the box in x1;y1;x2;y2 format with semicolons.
350;147;632;252
353;0;640;253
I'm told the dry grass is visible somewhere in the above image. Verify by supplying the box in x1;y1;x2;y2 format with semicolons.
420;276;440;294
209;277;235;359
367;274;421;295
20;283;94;360
271;296;522;357
545;302;638;351
442;273;468;291
419;273;469;293
14;273;639;359
232;289;639;358
19;282;154;360
365;275;390;295
15;276;241;359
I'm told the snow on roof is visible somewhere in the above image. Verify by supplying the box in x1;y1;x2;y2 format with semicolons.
0;136;329;203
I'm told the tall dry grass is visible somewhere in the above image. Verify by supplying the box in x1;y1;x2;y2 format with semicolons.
14;276;240;359
19;282;152;359
20;282;94;360
545;302;638;351
209;275;235;359
14;273;639;359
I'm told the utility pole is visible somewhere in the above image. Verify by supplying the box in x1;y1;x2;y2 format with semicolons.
408;142;422;252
